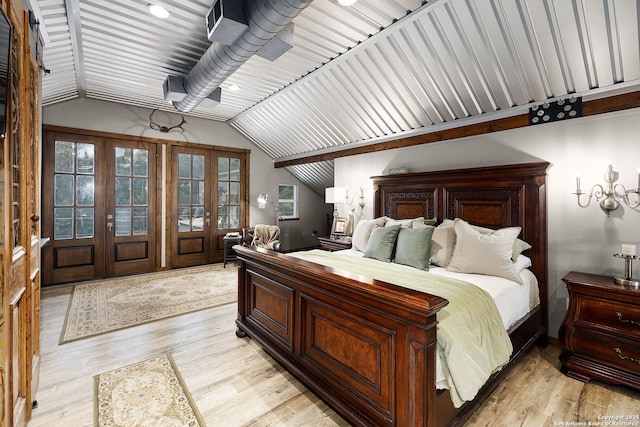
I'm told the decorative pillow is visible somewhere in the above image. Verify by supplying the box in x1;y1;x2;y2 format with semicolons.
394;226;435;270
446;219;523;284
411;217;437;228
514;254;532;273
385;218;417;228
363;225;401;262
352;217;387;252
441;218;532;261
429;223;456;267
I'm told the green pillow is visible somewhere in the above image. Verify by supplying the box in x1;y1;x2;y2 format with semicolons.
394;226;435;270
363;225;401;262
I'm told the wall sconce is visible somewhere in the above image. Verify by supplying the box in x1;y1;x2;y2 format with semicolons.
574;165;640;216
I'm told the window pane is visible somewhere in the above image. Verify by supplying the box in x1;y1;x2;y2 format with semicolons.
115;147;132;176
218;157;229;181
218;182;229;205
76;175;95;206
279;202;294;217
192;155;205;180
54;208;74;240
178;180;191;205
229;182;240;204
132;149;148;177
178;153;191;179
115;177;132;205
133;178;148;205
133;207;148;235
217;205;229;229
55;175;74;206
54;141;75;173
178;207;191;232
76;208;94;238
230;158;240;181
279;185;294;199
229;205;240;229
115;207;131;236
192;207;204;231
77;143;95;174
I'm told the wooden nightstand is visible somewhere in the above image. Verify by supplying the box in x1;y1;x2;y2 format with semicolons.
559;271;640;391
318;236;352;252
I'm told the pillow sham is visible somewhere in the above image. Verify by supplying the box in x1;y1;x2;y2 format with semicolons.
394;226;435;270
363;225;401;262
429;222;456;267
446;219;523;284
441;218;532;261
411;217;437;228
385;217;417;228
352;217;386;251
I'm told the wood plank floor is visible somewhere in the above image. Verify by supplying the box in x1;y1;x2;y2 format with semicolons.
30;278;640;426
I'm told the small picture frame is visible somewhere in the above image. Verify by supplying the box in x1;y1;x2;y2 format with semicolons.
331;217;347;236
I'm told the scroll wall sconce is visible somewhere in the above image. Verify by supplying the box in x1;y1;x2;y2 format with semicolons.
574;165;640;216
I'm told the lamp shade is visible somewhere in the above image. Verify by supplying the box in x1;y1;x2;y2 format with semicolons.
325;187;346;203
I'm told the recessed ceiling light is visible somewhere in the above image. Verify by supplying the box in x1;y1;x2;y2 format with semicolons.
148;4;170;19
338;0;358;6
229;84;240;91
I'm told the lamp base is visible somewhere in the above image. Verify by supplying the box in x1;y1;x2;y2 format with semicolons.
614;277;640;288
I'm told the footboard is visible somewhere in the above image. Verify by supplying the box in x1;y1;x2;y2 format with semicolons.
234;245;448;427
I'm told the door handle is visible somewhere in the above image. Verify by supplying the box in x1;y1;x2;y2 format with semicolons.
107;222;113;231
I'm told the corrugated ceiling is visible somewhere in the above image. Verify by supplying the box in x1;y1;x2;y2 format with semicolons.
34;0;640;195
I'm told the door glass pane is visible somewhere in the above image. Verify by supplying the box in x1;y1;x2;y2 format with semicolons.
218;182;229;205
76;175;95;206
53;140;97;240
132;149;148;177
193;155;205;179
192;181;204;205
178;180;191;205
115;177;132;205
217;156;241;231
178;206;191;232
192;207;204;231
76;208;95;238
229;205;240;229
218;157;229;180
115;207;131;236
229;182;240;204
77;143;95;174
133;178;148;205
54;208;74;240
54;141;75;173
133;207;148;235
217;205;229;229
115;147;132;176
230;158;240;181
178;153;191;179
178;153;206;233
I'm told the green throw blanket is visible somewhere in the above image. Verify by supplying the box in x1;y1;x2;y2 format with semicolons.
289;250;513;408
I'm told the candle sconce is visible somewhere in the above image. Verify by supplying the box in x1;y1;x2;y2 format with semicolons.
614;254;639;288
574;165;640;216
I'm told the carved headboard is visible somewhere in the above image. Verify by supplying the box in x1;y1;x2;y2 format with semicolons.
372;162;550;334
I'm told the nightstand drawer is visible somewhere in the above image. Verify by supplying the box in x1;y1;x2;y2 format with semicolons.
576;296;640;339
571;327;640;376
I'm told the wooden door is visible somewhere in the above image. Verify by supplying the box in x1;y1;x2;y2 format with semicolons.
105;139;156;276
171;146;212;267
42;132;157;284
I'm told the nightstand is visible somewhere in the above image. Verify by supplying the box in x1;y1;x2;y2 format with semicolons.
559;271;640;391
318;236;352;252
223;235;242;267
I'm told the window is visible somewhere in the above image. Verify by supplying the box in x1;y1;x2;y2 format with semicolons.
278;184;297;219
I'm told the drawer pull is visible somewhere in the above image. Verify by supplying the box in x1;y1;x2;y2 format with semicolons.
615;348;640;365
615;311;640;327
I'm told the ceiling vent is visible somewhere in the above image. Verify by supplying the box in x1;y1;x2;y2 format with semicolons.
162;75;186;102
206;0;247;45
256;23;294;61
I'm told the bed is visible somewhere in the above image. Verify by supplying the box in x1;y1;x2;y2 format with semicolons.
234;162;549;426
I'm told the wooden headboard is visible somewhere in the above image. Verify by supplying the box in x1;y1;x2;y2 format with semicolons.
372;162;550;339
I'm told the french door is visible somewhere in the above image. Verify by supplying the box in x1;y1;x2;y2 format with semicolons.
42;132;157;284
171;146;246;267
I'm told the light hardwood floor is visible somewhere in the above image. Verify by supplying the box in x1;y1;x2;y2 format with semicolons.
30;278;640;427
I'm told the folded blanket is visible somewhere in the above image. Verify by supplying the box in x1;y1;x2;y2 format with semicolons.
252;224;280;250
289;249;513;408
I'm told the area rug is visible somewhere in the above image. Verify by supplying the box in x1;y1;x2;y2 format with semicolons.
60;263;237;344
94;353;205;427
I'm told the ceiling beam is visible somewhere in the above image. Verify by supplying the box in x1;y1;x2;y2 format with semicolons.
64;0;86;97
274;91;640;168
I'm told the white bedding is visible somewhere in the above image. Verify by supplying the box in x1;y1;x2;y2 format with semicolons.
333;248;540;390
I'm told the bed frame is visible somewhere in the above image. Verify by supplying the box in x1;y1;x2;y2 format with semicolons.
234;162;549;426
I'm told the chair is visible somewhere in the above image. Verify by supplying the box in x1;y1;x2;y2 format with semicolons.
243;224;281;251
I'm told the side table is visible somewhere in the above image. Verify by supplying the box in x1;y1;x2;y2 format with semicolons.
223;235;242;267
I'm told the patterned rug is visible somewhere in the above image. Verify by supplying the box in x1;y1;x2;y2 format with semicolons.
60;263;237;344
94;353;205;427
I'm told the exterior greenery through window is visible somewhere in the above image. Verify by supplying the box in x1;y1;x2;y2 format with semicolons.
278;184;297;219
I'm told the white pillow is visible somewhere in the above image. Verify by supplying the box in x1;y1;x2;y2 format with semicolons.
514;254;532;273
446;219;523;284
429;222;456;267
351;217;387;252
384;218;415;228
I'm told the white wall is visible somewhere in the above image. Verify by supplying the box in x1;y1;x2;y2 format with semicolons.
42;98;327;253
335;108;640;338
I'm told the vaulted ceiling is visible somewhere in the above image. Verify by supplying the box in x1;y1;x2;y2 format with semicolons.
34;0;640;194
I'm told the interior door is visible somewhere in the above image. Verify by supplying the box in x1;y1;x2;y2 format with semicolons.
171;146;212;267
105;139;157;276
